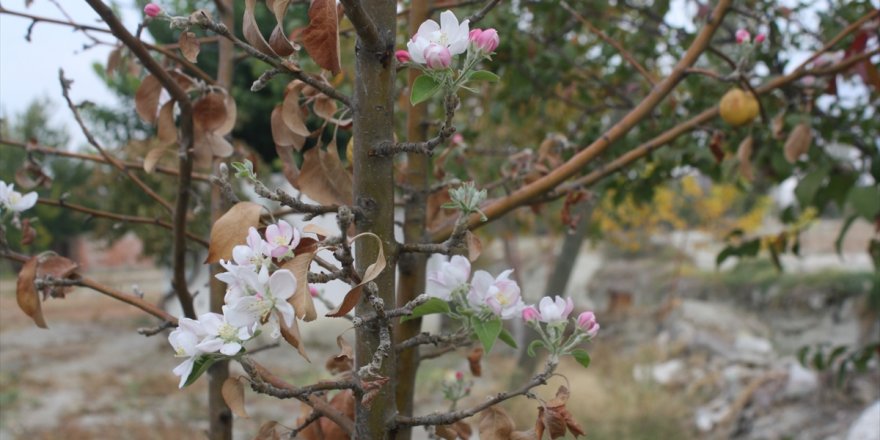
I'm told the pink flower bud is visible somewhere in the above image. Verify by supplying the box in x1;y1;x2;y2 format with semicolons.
309;285;319;297
395;50;411;64
144;3;162;17
522;305;540;322
576;311;599;338
474;28;499;53
469;29;483;42
754;33;766;43
735;29;751;44
455;371;464;381
451;133;464;145
424;44;451;69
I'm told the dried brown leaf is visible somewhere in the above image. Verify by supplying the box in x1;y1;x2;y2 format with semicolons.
282;87;311;137
301;0;341;74
319;390;355;439
206;201;264;263
281;252;318;321
243;0;277;57
313;95;338;121
269;25;296;57
106;46;123;77
217;92;237;135
179;31;200;63
253;420;280;440
467;346;484;377
278;311;310;361
436;420;473;440
771;111;786;139
135;74;162;124
156;100;177;144
35;254;79;299
708;130;725;163
326;233;386;317
511;429;538;440
478;406;515;440
271;105;306;149
20;218;36;246
783;122;812;164
293;145;352;206
222;377;250;418
465;231;482;262
737;135;754;181
194;92;228;133
325;333;354;374
16;257;46;328
143;147;167;174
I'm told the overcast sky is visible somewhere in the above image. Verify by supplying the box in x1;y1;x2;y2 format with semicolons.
0;1;142;148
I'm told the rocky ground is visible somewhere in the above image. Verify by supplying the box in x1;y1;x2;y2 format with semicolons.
0;220;877;439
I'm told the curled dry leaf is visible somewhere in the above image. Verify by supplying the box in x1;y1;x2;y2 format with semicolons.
708;130;725;163
737;135;754;181
466;231;482;262
253;420;281;440
281;252;319;321
216;92;237;136
313;95;338;121
221;377;250;418
783;122;812;164
300;0;342;74
206;201;264;263
278;310;310;361
326;233;387;317
302;223;333;239
16;257;46;329
144;147;168;174
179;31;200;63
157;100;178;144
771;111;786;140
435;421;474;440
282;83;311;138
467;346;484;377
292;145;353;206
478;406;516;440
319;390;355;439
20;218;36;246
243;0;277;57
135;74;162;124
105;46;123;77
540;386;586;439
194;92;229;133
271;105;306;150
326;334;354;375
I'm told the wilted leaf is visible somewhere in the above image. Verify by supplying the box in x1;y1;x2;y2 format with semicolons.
271;105;307;150
278;311;310;361
436;421;473;440
708;130;724;163
465;231;482;262
736;135;754;181
783;122;812;163
16;257;46;328
194;92;229;132
319;390;355;439
467;346;484;377
325;334;354;374
135;74;162;123
771;111;785;139
106;46;123;77
269;25;297;57
303;223;333;239
326;233;387;317
217;92;237;135
478;406;515;440
301;0;341;74
206;202;264;263
20;218;36;246
253;420;280;440
542;386;586;438
243;0;277;57
157;100;178;144
313;95;337;121
222;377;249;418
179;31;200;63
282;84;311;137
281;252;318;321
293;145;353;206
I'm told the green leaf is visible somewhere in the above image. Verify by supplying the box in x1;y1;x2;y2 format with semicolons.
794;168;827;208
401;297;450;322
835;215;858;256
847;185;880;221
498;327;518;349
571;349;591;368
468;70;500;83
410;75;442;105
183;355;218;388
472;316;502;353
527;339;545;358
797;346;810;366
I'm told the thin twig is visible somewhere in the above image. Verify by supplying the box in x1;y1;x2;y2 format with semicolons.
467;0;502;25
372;94;459;156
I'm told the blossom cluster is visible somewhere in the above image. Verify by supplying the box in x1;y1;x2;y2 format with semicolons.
735;28;766;45
169;220;302;387
397;10;500;70
0;181;37;213
426;255;599;356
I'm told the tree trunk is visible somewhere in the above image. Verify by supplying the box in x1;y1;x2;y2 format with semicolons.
207;2;235;438
352;1;397;438
394;1;430;439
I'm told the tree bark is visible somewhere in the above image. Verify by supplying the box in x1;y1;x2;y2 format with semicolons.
351;1;397;437
207;2;235;438
394;1;430;439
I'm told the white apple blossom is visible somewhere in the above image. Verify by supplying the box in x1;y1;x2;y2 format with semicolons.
407;10;470;65
264;220;300;259
195;310;254;356
537;296;574;324
0;181;37;213
467;269;524;319
231;227;272;269
169;317;207;388
225;269;296;339
426;255;471;300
